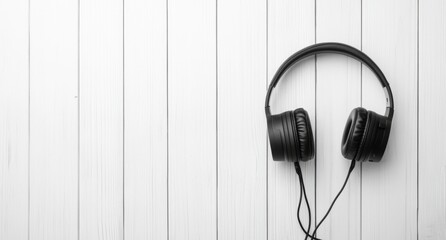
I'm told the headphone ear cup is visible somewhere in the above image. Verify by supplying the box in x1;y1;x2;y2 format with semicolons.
293;108;314;161
358;111;392;162
267;114;286;161
341;107;368;160
267;111;298;162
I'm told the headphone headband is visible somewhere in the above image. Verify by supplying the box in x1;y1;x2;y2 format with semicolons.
265;42;394;119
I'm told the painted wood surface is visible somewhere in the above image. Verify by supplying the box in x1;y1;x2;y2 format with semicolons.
0;0;29;239
168;0;216;239
1;0;446;239
123;0;167;239
419;0;446;239
217;0;267;239
79;0;123;239
29;0;78;239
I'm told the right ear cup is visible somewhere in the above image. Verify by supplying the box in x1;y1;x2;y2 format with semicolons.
341;107;368;160
293;108;314;161
356;110;392;162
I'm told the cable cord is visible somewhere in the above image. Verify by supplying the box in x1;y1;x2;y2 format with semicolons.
294;162;321;240
294;160;356;240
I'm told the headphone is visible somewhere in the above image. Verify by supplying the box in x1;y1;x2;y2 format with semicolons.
265;42;394;163
266;42;395;239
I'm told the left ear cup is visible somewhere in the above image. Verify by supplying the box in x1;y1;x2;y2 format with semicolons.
341;107;368;160
293;108;314;161
267;112;297;161
267;109;314;162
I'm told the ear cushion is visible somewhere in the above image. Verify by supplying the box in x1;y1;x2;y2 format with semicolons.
293;108;314;161
341;107;368;160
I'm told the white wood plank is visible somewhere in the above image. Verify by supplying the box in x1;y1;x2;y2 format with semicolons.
267;1;316;239
419;0;446;239
315;0;361;239
79;0;123;238
29;0;78;239
362;0;418;239
0;0;29;239
123;0;167;239
217;0;266;239
168;0;216;239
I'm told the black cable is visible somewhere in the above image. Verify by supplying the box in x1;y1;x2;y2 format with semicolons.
296;175;308;236
296;164;312;240
297;180;320;240
300;177;321;240
294;160;356;240
310;160;356;239
294;162;321;240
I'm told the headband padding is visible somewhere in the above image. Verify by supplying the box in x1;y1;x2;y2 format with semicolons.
341;107;368;160
293;108;314;161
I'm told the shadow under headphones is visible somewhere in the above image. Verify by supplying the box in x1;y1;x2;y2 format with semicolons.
265;42;394;163
265;42;394;239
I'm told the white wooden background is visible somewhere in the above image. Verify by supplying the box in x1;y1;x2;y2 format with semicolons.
0;0;445;239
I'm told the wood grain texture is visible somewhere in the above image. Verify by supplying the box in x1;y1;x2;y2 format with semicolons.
29;0;78;239
79;0;123;239
3;1;446;239
168;0;216;239
0;0;29;239
217;0;266;239
267;1;316;239
419;0;446;238
315;0;361;239
123;0;167;239
362;0;418;239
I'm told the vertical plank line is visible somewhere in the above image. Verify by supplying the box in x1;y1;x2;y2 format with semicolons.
360;0;363;106
414;0;421;235
77;0;81;238
265;0;269;239
122;0;125;238
359;36;362;240
166;0;170;238
27;0;31;238
314;0;318;232
215;0;218;239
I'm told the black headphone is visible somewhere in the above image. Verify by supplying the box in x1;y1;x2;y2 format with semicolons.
265;42;394;163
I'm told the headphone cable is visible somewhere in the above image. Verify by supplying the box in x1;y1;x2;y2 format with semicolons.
294;160;356;240
294;162;321;240
310;160;356;239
